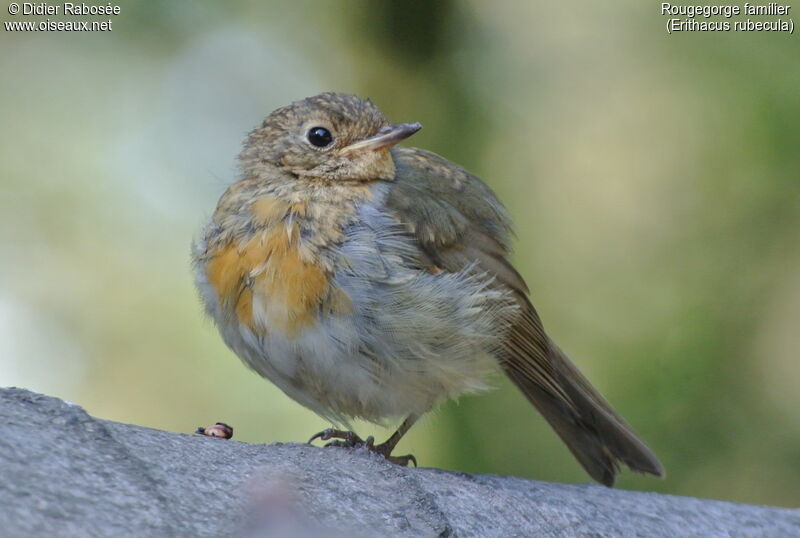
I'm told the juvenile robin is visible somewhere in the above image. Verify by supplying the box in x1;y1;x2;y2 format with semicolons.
192;92;664;485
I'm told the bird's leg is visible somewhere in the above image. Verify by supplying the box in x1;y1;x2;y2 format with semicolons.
373;414;419;467
307;414;420;467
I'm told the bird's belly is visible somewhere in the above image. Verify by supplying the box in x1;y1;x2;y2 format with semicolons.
195;240;444;423
232;305;439;425
200;250;510;425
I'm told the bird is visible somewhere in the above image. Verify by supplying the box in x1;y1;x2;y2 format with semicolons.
192;92;664;486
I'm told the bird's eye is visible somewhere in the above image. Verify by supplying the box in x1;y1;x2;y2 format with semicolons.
307;126;333;148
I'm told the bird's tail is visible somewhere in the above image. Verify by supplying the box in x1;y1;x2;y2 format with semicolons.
502;338;664;486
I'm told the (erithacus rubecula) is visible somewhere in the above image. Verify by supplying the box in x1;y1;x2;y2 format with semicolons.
192;92;664;485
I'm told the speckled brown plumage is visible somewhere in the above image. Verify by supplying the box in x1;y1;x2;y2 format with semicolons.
192;92;664;485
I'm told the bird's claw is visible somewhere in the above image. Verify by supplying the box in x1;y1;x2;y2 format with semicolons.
307;429;417;466
307;428;364;448
384;453;417;467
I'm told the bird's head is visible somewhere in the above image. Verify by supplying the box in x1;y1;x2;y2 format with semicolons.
240;92;421;183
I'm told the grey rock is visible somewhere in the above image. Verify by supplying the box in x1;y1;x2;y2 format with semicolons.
0;388;797;537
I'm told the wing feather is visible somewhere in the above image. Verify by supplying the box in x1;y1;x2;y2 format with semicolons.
386;146;664;486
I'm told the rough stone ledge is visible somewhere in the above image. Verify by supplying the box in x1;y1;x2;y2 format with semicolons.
1;388;797;537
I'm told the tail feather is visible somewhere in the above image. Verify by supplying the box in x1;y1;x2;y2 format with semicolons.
503;339;664;486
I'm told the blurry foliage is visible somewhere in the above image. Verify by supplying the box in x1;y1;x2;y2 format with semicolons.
1;1;798;507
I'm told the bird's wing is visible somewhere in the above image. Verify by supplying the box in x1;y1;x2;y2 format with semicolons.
385;146;664;486
386;147;527;291
387;146;571;401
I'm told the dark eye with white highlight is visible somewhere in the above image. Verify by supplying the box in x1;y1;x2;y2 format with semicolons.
306;126;333;148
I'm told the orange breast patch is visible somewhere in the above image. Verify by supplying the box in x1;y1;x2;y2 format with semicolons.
205;196;331;337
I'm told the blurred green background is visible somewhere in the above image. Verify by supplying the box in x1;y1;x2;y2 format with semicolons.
1;1;798;507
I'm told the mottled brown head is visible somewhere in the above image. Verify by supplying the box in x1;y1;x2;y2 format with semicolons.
240;92;421;183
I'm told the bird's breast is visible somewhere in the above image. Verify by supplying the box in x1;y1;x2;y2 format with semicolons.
200;189;365;339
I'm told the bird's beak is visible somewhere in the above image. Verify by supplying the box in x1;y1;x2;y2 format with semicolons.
342;122;422;154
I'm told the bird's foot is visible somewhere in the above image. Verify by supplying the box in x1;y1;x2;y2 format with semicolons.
307;429;417;467
307;428;365;448
378;450;417;467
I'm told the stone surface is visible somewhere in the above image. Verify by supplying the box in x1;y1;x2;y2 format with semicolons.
1;387;798;537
